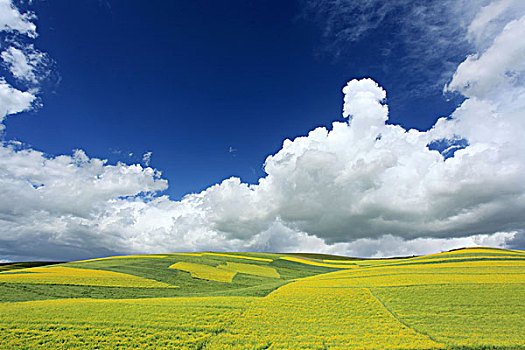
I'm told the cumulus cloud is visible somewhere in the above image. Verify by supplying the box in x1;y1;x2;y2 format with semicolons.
447;15;525;99
0;143;168;261
0;0;524;261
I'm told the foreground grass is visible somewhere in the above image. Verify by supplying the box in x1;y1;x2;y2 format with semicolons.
0;248;523;349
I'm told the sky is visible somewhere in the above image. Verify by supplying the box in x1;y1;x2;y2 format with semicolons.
0;0;524;261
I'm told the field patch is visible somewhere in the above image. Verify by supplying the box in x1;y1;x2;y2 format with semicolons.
296;260;525;288
0;266;176;288
218;262;280;278
169;261;281;282
169;262;236;282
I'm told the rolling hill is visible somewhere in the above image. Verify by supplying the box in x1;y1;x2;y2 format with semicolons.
0;247;523;349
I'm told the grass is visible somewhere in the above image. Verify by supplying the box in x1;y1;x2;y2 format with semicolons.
0;247;523;349
374;284;524;348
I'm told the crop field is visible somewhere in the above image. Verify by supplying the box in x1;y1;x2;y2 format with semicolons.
0;296;254;349
0;266;176;288
0;247;523;349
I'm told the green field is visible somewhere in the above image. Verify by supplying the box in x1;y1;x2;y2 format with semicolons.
0;247;523;349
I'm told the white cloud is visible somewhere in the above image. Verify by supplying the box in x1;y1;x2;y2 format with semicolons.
447;15;525;99
0;78;35;129
320;231;517;258
0;1;45;129
142;151;152;166
0;0;524;261
467;0;525;49
0;144;168;261
0;0;36;38
1;45;45;83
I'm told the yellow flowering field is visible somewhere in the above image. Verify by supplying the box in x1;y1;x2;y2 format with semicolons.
350;247;525;268
0;296;255;349
297;264;525;288
0;266;176;288
373;283;525;348
414;247;525;259
299;269;524;288
210;248;524;348
211;284;441;349
218;262;280;278
169;261;236;282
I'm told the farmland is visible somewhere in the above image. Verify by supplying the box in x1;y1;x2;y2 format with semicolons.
0;247;523;349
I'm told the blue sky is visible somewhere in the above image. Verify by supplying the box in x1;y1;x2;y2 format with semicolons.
5;0;459;199
1;0;524;261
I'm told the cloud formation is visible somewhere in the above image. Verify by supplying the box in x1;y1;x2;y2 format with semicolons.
1;45;47;84
0;0;36;38
0;0;49;129
0;0;524;261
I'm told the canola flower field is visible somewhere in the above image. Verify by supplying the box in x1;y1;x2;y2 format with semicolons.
0;266;176;288
0;247;523;349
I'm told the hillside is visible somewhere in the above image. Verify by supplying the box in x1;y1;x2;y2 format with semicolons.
0;247;523;349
